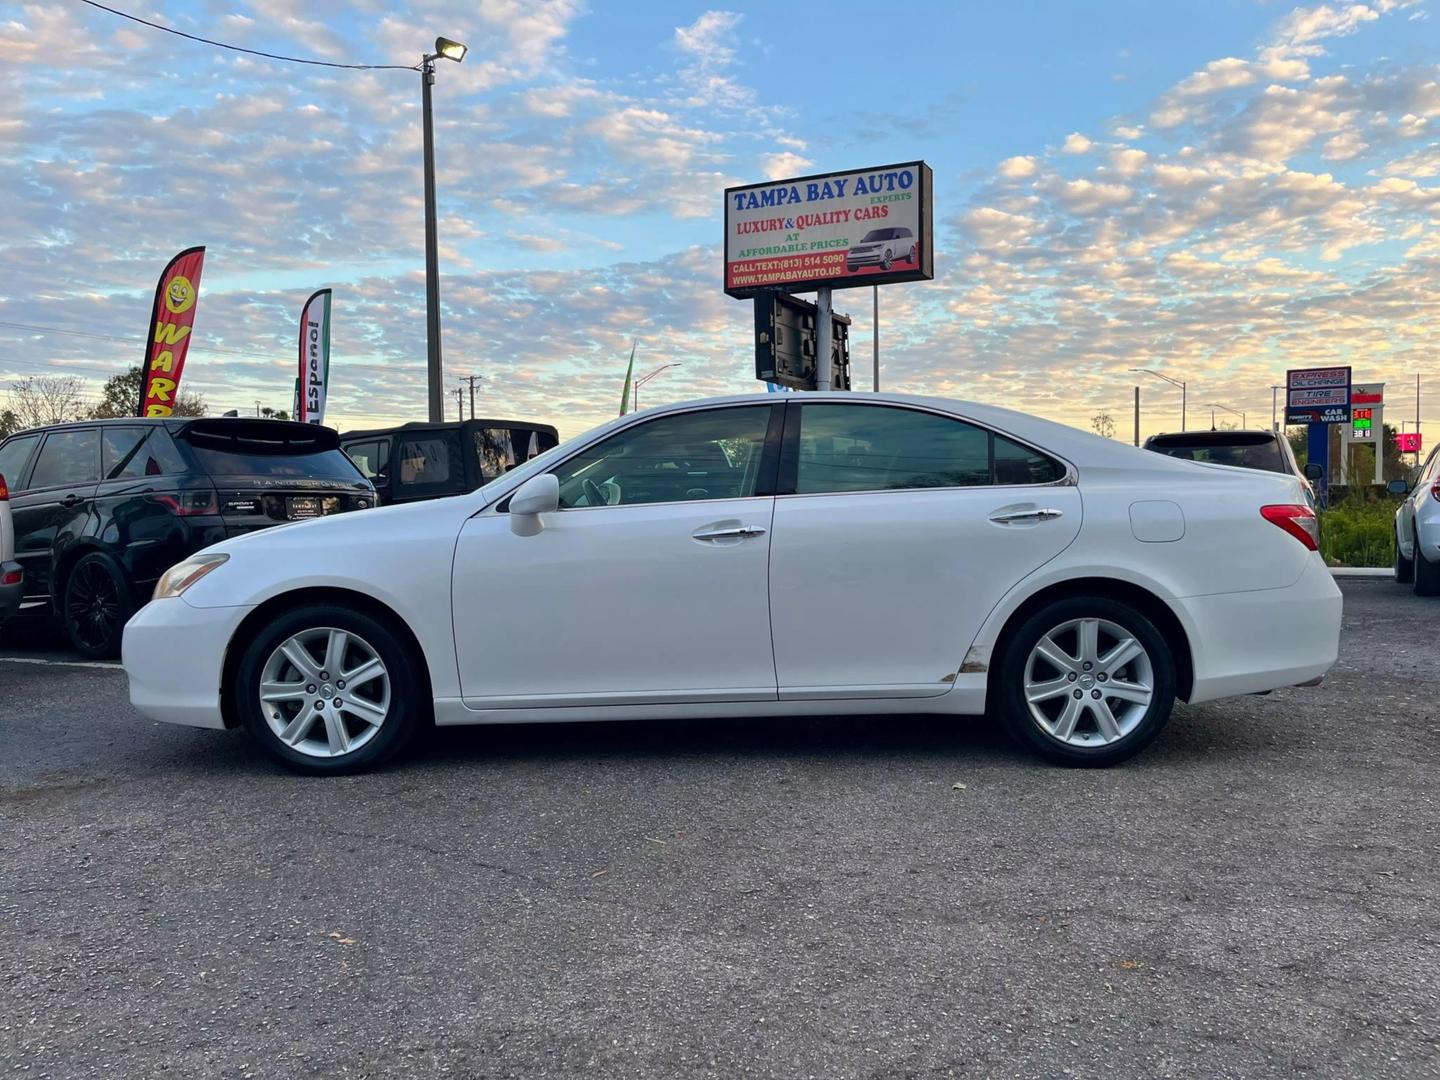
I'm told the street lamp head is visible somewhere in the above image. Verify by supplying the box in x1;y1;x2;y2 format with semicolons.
435;36;467;62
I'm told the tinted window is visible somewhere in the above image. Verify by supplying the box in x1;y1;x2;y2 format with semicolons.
395;432;461;489
554;406;772;508
345;440;389;480
796;405;991;494
0;435;40;491
187;444;363;480
29;429;100;489
1147;437;1286;473
103;426;186;480
994;434;1066;484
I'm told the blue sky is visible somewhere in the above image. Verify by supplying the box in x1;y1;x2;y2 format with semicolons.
2;0;1438;438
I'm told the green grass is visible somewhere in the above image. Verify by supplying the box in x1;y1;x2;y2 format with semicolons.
1318;497;1398;568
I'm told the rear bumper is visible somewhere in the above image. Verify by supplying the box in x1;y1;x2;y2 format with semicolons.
122;597;254;729
1180;554;1342;704
0;562;21;621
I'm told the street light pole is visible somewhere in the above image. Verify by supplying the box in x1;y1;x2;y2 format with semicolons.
633;362;683;411
1208;403;1246;429
1131;368;1187;432
420;37;467;423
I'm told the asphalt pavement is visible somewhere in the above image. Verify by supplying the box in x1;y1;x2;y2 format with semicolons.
2;580;1437;1079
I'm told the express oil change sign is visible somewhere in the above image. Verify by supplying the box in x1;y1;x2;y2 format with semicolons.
724;161;933;297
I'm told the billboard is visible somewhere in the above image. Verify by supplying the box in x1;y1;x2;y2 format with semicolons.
1285;366;1351;425
1396;432;1422;454
724;162;933;297
139;246;205;417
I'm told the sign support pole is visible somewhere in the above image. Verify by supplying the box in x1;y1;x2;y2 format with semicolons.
815;288;832;392
872;286;879;392
1134;386;1140;446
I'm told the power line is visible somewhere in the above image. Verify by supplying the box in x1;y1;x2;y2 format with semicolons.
77;0;419;71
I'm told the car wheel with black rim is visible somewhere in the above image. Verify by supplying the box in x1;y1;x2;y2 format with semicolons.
1394;528;1414;584
997;597;1176;766
234;604;421;774
1413;525;1440;596
63;552;132;659
908;244;917;263
881;249;893;271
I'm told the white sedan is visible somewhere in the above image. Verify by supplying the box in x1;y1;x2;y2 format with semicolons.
123;393;1342;773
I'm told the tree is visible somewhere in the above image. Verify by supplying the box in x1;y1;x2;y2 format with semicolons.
258;407;291;421
1091;411;1116;439
0;409;19;439
6;375;86;429
88;365;207;419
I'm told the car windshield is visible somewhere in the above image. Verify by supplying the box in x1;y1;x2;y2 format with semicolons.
860;229;890;243
1146;435;1288;473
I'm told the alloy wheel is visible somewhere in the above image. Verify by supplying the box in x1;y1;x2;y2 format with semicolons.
65;561;121;653
1022;617;1154;747
258;627;392;759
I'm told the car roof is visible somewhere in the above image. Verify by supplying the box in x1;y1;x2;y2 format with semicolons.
340;419;559;440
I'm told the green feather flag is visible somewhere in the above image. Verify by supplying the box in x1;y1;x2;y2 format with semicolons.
619;340;636;416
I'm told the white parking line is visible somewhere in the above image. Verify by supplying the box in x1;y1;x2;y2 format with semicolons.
0;656;123;671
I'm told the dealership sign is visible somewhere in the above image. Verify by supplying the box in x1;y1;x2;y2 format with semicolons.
724;162;933;297
1285;366;1351;424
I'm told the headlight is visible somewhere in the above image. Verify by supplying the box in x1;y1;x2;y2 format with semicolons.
153;554;229;600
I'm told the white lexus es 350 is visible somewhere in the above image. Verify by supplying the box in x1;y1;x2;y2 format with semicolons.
123;393;1341;773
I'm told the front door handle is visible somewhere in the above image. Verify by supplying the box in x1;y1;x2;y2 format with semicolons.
988;507;1064;524
61;494;82;508
692;524;767;542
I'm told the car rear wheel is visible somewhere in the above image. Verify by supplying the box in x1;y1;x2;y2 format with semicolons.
1413;525;1440;596
997;597;1176;766
1394;529;1415;584
235;604;421;774
908;244;917;263
63;552;133;659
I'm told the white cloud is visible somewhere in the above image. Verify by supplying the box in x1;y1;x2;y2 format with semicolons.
1062;132;1093;154
998;155;1038;179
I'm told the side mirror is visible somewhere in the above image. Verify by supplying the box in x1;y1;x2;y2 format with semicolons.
508;473;559;536
1387;478;1411;496
1303;462;1324;481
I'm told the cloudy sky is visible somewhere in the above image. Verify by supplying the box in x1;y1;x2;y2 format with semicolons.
2;0;1438;439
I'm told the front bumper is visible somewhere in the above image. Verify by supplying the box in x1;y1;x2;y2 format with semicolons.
1180;554;1342;704
122;597;255;730
845;249;883;268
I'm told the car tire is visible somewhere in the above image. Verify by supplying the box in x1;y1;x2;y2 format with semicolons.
1412;525;1440;596
909;244;917;263
234;603;422;774
996;596;1176;767
1394;529;1415;584
62;551;134;660
881;249;893;271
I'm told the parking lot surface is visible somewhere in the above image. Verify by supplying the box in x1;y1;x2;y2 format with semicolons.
2;579;1437;1079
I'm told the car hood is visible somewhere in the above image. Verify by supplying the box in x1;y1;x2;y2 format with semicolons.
201;491;478;557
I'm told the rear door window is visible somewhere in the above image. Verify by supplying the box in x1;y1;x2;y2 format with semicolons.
344;440;390;480
0;435;40;491
396;431;463;495
29;429;100;489
103;426;187;479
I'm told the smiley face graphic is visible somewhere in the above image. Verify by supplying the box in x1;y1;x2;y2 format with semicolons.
165;274;197;314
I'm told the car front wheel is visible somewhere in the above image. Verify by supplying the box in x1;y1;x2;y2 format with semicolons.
997;597;1176;766
881;249;893;271
235;604;422;774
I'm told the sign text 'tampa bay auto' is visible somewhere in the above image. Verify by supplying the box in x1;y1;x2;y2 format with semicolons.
724;161;933;297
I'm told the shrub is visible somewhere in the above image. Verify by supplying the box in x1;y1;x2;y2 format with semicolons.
1318;495;1398;568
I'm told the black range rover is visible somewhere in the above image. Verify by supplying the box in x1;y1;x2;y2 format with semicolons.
0;417;374;658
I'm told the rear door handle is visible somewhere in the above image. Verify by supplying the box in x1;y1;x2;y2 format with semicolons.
988;507;1064;524
692;524;767;542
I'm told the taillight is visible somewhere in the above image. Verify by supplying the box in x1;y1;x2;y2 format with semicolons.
153;490;219;516
1430;478;1440;504
0;568;19;586
0;473;8;500
1261;504;1319;551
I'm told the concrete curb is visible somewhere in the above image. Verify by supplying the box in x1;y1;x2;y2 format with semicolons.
1330;567;1393;578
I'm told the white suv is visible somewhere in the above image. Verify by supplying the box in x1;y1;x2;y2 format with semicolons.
1393;446;1440;594
845;227;918;272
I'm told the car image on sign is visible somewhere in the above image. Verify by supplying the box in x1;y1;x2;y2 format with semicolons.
845;227;917;273
123;392;1342;776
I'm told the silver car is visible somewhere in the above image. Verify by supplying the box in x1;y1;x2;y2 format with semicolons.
1393;445;1440;594
845;227;917;272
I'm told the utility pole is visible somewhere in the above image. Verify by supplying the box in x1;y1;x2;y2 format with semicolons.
451;387;464;422
458;374;481;420
1133;386;1140;446
1271;385;1281;432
